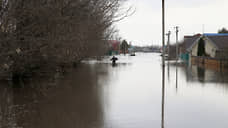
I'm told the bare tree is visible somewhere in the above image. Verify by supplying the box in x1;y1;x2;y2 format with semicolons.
0;0;130;79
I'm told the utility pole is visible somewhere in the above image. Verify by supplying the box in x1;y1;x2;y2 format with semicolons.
162;1;165;64
161;0;165;128
174;26;179;61
202;24;205;34
166;31;171;58
174;26;179;92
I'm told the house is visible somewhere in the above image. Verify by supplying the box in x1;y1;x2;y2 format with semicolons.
188;33;228;58
107;40;120;55
183;34;202;53
187;33;228;70
180;34;201;61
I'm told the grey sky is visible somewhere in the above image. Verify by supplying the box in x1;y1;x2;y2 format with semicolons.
116;0;228;46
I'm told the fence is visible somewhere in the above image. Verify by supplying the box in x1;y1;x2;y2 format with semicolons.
191;56;228;72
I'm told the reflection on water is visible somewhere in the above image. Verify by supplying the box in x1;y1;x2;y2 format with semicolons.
1;53;228;128
177;64;228;84
176;66;178;92
196;67;205;82
0;64;112;128
161;57;166;128
167;61;228;128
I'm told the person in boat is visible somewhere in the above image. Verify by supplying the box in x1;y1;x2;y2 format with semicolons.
110;56;118;65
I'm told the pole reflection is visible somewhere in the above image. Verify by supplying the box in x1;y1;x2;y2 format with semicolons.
176;66;178;92
161;62;166;128
167;60;170;82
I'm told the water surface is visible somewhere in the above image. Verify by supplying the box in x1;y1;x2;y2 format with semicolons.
0;53;228;128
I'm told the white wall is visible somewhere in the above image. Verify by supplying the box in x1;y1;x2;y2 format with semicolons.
191;37;217;58
204;38;217;58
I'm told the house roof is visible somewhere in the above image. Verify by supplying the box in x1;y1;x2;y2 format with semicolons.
186;33;228;52
204;34;228;50
204;33;228;36
184;34;201;51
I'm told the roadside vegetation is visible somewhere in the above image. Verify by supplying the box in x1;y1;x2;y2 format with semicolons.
0;0;132;80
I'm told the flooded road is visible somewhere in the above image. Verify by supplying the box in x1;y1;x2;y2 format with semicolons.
1;53;228;128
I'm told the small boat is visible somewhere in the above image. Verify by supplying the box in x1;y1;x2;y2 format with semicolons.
130;53;136;56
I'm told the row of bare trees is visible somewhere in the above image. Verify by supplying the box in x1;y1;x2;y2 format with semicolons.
0;0;130;79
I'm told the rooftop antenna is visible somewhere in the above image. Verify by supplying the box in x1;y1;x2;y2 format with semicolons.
202;24;205;34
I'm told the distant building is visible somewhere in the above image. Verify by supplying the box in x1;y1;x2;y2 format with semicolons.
108;40;120;55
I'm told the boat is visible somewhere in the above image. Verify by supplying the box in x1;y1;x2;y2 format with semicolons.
130;53;136;56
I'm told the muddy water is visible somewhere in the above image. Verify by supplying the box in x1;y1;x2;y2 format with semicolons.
0;53;228;128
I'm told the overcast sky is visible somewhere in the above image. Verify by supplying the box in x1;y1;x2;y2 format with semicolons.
116;0;228;46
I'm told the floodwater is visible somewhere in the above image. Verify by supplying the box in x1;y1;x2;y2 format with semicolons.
1;53;228;128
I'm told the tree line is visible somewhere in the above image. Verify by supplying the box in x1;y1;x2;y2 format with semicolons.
0;0;130;80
